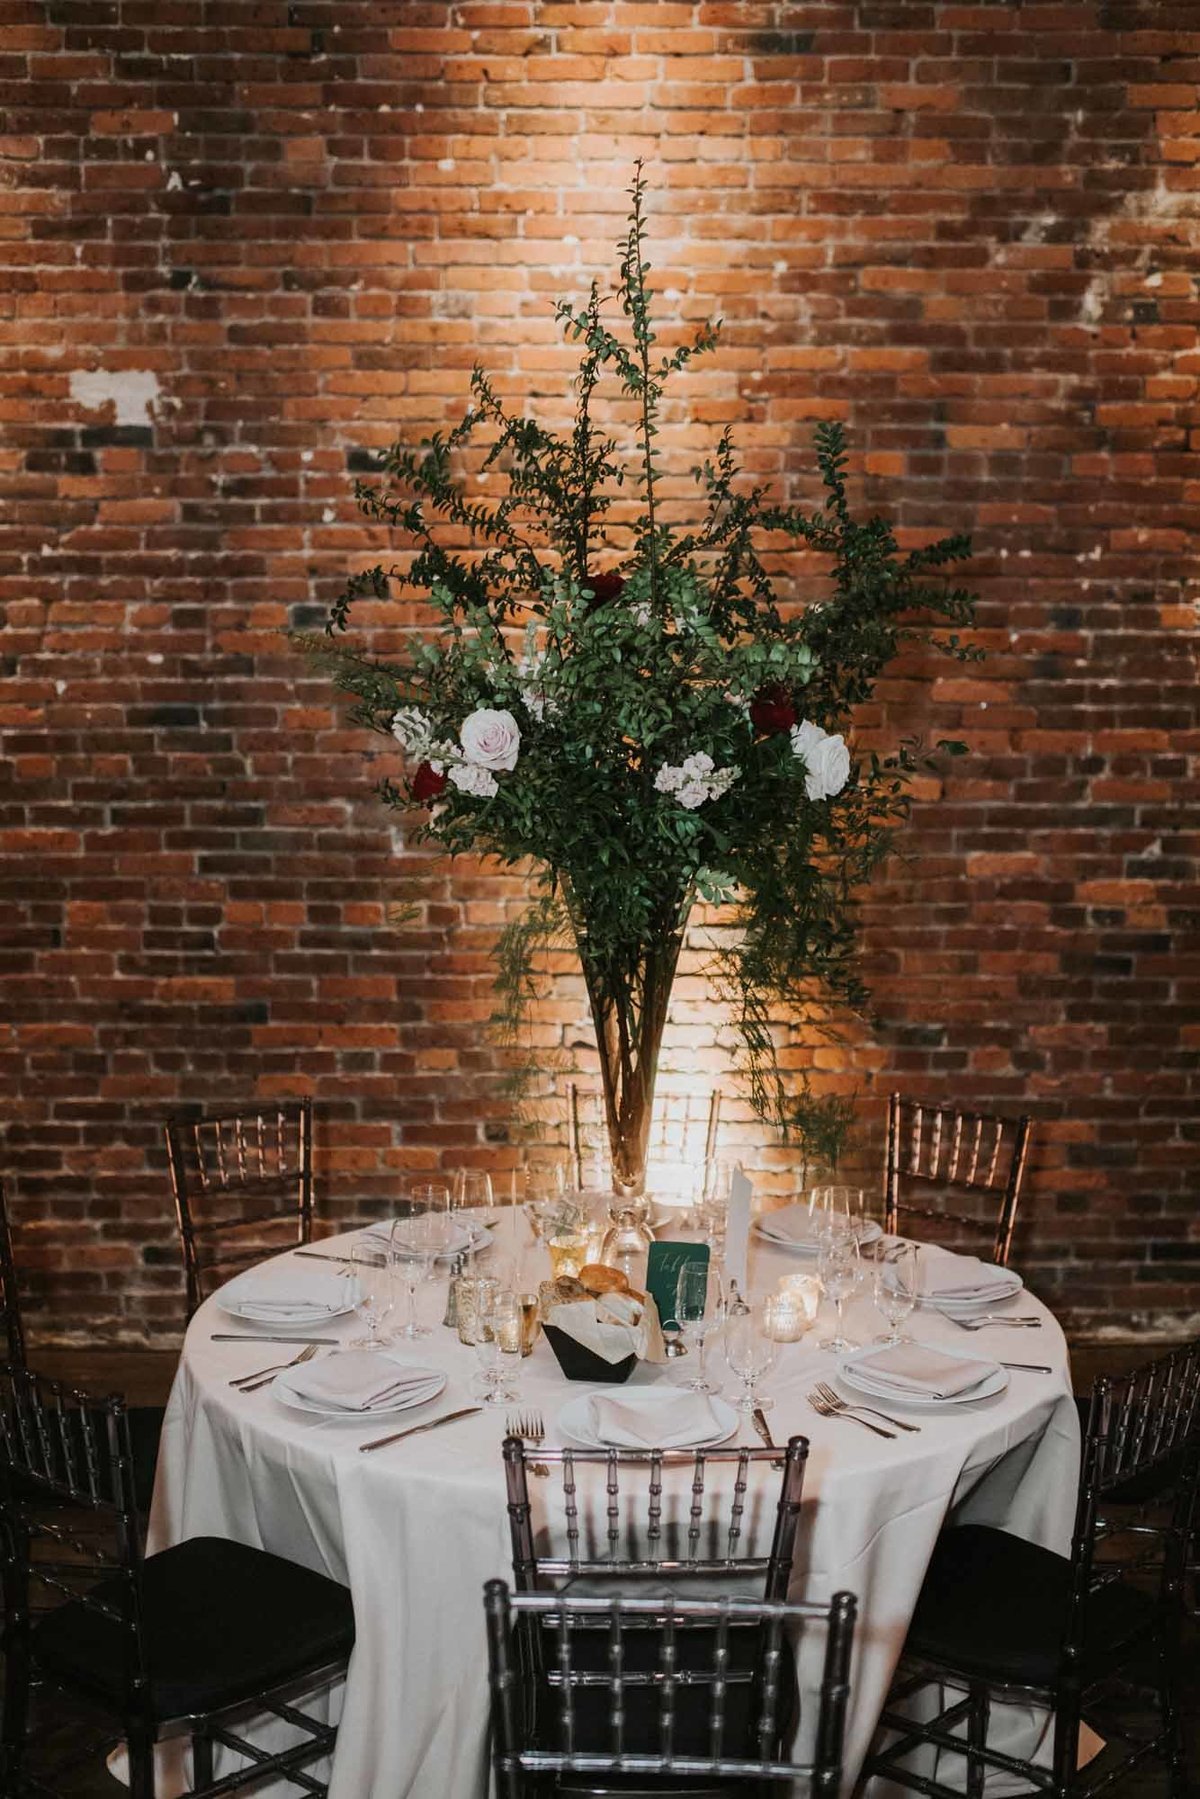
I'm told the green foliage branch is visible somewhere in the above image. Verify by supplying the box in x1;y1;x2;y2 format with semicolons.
309;166;977;1169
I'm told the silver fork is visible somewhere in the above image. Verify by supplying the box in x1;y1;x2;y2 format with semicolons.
507;1411;550;1477
813;1381;920;1435
232;1344;319;1392
945;1314;1042;1331
807;1388;896;1439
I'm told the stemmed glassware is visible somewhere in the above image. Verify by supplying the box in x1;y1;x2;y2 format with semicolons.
875;1241;922;1346
471;1288;522;1407
723;1298;780;1414
695;1159;732;1252
349;1237;395;1350
816;1221;862;1353
390;1211;443;1339
674;1262;724;1394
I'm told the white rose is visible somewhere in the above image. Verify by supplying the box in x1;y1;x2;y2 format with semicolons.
654;763;683;794
676;781;708;810
790;718;825;762
809;732;850;799
448;763;498;799
459;707;521;772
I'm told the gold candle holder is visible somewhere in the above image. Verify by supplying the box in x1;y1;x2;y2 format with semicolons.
517;1292;541;1357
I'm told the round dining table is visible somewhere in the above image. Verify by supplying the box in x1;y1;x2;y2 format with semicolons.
150;1216;1080;1799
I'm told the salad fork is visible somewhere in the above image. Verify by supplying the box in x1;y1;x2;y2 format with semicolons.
807;1388;896;1439
231;1344;319;1392
812;1381;920;1435
506;1411;549;1477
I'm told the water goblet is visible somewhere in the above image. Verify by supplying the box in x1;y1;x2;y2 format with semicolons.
875;1241;922;1346
723;1299;780;1414
391;1211;442;1339
816;1223;862;1353
675;1262;724;1394
472;1288;522;1406
349;1239;395;1350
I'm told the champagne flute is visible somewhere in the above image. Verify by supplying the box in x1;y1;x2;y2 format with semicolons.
724;1299;780;1414
349;1238;395;1350
875;1241;922;1346
816;1222;862;1353
675;1262;724;1394
696;1159;732;1252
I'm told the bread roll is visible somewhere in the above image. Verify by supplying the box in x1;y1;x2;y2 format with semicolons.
578;1263;629;1297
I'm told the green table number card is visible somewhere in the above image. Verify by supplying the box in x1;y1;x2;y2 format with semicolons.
646;1241;711;1332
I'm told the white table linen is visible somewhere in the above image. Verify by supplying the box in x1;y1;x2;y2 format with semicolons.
151;1227;1079;1799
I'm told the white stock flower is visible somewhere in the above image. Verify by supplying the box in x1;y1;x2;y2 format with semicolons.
654;749;739;808
391;706;434;758
516;649;559;722
790;719;850;801
448;762;498;799
459;707;521;772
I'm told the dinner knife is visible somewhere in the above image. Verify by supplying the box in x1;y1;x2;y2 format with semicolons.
751;1406;784;1469
998;1361;1053;1373
294;1249;358;1266
359;1405;483;1454
211;1333;340;1345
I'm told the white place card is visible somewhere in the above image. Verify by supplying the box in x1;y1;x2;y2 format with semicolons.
724;1163;753;1291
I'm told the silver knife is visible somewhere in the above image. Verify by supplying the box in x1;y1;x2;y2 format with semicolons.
751;1406;784;1468
295;1249;358;1266
211;1333;340;1345
999;1361;1053;1373
359;1405;483;1454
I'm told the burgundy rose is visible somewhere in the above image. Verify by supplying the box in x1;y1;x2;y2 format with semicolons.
411;761;448;804
750;683;797;737
586;569;626;610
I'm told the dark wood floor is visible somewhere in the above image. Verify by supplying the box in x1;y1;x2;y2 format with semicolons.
10;1338;1199;1795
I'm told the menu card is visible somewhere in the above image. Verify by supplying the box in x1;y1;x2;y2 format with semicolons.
724;1164;753;1290
645;1240;710;1331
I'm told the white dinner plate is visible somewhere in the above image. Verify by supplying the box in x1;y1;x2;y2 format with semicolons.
836;1346;1007;1411
557;1389;738;1450
273;1360;447;1419
754;1205;883;1256
218;1268;359;1331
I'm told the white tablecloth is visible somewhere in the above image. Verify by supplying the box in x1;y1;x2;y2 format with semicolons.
150;1224;1079;1798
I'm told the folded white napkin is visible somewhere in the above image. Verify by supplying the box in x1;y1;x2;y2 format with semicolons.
853;1343;994;1400
363;1218;480;1256
586;1391;721;1449
756;1205;817;1244
289;1352;442;1412
225;1269;351;1316
913;1254;1016;1300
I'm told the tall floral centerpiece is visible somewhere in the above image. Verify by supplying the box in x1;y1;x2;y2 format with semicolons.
315;169;976;1201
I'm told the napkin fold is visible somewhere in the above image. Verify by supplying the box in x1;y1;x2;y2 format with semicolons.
911;1253;1016;1300
756;1205;816;1244
289;1352;442;1412
225;1269;352;1316
853;1343;995;1400
586;1391;721;1449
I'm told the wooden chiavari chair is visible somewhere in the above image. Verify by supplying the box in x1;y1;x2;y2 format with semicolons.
0;1364;354;1799
864;1338;1200;1798
485;1581;857;1798
884;1092;1031;1268
0;1178;162;1516
165;1099;314;1317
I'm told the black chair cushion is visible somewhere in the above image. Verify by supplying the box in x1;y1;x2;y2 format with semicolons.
32;1535;354;1722
530;1618;798;1771
906;1524;1158;1687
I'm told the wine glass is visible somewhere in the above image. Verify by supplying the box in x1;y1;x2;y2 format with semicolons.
812;1185;866;1242
409;1180;451;1228
472;1288;522;1406
875;1241;922;1346
349;1238;395;1350
453;1169;493;1219
723;1298;780;1414
391;1211;442;1339
816;1222;862;1353
675;1261;724;1394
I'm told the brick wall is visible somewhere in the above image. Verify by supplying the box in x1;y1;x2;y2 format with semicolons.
1;1;1197;1345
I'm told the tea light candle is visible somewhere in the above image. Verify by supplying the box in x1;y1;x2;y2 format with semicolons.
776;1273;821;1325
763;1292;809;1343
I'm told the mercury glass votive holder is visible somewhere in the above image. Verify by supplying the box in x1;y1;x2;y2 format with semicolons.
776;1273;822;1325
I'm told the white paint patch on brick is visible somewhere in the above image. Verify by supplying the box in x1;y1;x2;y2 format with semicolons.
69;368;160;426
